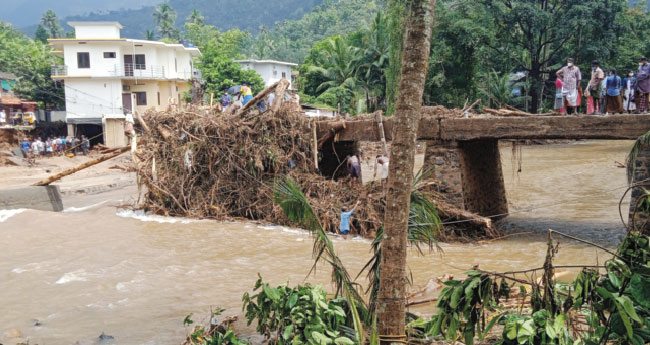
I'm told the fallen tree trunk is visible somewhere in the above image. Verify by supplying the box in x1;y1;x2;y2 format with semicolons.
32;147;130;186
437;202;499;237
317;121;346;148
237;79;290;117
484;108;555;117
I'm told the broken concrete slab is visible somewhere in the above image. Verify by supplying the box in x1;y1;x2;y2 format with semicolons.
0;185;63;212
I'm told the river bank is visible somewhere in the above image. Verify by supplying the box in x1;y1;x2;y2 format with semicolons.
0;140;632;345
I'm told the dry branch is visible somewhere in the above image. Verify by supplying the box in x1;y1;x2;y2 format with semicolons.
32;147;130;186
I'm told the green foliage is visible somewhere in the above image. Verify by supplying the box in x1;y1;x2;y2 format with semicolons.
242;276;356;345
273;177;366;344
184;309;250;345
249;0;386;64
153;3;179;40
39;10;63;39
0;21;63;108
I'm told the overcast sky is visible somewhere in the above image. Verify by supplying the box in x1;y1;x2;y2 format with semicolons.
0;0;161;28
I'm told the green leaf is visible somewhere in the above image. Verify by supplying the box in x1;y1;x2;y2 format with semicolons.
334;337;354;345
263;284;281;301
617;296;642;323
311;331;332;345
450;287;463;308
287;293;299;308
630;274;650;308
284;325;295;340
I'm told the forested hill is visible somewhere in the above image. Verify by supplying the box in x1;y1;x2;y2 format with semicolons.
50;0;324;38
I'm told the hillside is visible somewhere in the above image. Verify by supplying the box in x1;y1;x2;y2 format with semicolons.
58;0;323;39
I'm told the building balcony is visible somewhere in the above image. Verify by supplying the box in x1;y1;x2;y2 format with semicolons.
110;64;165;79
51;65;68;76
50;64;193;80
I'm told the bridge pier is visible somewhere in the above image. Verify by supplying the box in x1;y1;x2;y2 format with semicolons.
628;144;650;232
425;139;508;218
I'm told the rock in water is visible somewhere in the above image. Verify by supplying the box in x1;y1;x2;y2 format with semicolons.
98;332;115;341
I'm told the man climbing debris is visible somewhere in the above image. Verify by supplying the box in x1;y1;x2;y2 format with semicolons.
339;200;361;239
373;155;389;188
346;155;362;185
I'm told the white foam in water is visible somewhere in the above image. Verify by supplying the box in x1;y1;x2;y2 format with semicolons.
63;200;109;213
0;209;27;223
55;269;88;284
116;209;207;224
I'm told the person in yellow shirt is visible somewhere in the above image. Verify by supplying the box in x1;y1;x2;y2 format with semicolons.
241;83;253;105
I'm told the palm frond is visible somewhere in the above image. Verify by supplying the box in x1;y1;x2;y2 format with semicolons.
273;176;367;343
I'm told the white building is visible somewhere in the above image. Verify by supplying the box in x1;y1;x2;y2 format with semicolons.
234;59;297;89
49;22;201;146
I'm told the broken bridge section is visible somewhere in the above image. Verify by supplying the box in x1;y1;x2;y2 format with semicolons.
317;114;650;222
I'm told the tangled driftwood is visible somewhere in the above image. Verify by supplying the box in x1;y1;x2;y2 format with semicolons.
133;82;498;239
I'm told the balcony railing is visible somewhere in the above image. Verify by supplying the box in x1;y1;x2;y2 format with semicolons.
51;65;68;76
110;64;165;79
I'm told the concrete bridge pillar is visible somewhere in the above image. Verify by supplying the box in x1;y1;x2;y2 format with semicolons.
424;139;508;218
628;144;650;232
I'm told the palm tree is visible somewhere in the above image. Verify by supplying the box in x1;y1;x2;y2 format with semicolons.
40;10;63;39
356;12;390;112
153;3;177;39
186;9;204;26
309;37;361;112
376;0;436;344
144;30;155;41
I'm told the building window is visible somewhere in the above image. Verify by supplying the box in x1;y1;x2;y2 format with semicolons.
103;52;116;58
135;54;146;70
135;92;147;105
273;70;277;77
77;52;90;68
157;92;161;105
282;72;286;78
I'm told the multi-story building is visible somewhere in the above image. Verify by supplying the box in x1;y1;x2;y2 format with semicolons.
49;21;201;145
234;59;297;89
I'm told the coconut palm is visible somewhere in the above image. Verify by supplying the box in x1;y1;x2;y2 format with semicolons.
153;3;178;39
186;9;204;26
144;30;155;41
355;12;391;112
40;10;63;39
376;0;435;342
308;36;361;112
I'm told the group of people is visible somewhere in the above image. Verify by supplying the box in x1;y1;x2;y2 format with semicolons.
220;84;282;113
555;56;650;115
20;135;90;158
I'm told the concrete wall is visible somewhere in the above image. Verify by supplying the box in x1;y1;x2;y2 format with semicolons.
74;24;121;39
424;140;464;207
458;139;508;218
64;79;123;118
422;139;508;218
0;186;63;212
62;43;125;77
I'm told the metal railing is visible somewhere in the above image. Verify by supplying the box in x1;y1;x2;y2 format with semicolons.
51;65;68;76
110;64;165;79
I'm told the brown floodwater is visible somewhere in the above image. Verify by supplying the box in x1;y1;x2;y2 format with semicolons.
0;140;632;345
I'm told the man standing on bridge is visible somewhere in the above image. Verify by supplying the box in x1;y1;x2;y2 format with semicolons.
635;56;650;114
557;58;582;115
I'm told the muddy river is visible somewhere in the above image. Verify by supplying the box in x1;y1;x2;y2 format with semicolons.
0;140;632;345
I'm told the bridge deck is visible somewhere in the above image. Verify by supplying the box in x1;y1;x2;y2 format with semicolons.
316;114;650;141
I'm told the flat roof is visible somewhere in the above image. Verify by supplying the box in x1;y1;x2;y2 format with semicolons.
234;59;298;67
68;21;123;29
47;38;202;57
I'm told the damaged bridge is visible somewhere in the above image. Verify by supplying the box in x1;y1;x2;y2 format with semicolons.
317;114;650;222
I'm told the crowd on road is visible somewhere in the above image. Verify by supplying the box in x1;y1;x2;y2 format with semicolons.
20;135;90;158
555;56;650;115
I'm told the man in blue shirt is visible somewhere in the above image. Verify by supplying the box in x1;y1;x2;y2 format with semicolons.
21;137;31;156
339;200;361;239
604;68;623;114
221;91;231;108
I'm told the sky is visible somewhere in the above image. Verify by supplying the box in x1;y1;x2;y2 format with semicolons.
0;0;161;28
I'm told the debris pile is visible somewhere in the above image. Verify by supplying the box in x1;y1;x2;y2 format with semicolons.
133;81;498;239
